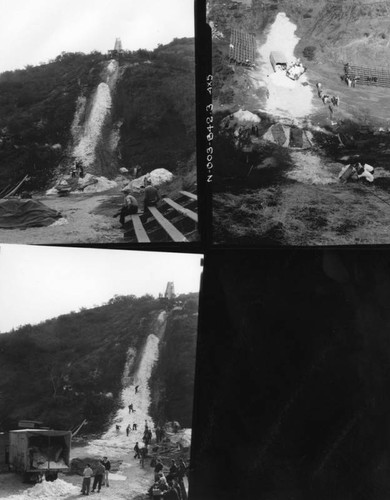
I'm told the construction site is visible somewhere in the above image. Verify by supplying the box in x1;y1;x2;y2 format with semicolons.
0;36;198;244
210;0;390;245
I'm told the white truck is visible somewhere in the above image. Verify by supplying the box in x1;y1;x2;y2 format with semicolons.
8;429;71;483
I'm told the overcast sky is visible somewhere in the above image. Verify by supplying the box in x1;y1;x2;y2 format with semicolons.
0;245;202;333
0;0;194;73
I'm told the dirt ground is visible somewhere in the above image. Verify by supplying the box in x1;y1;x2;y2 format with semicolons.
0;190;125;245
0;458;153;499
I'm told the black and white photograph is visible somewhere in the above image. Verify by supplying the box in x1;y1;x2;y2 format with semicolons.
191;248;390;499
0;0;197;244
0;245;201;499
209;0;390;245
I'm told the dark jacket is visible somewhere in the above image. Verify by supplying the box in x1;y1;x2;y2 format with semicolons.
144;185;160;205
95;462;106;476
101;459;111;471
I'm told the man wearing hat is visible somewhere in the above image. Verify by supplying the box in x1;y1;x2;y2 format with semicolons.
113;187;139;225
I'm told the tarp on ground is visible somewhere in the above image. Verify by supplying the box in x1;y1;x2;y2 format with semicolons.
0;199;61;229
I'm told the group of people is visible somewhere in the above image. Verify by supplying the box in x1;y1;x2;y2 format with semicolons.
113;179;160;225
316;83;340;120
81;456;111;495
70;160;84;179
155;425;166;443
339;161;375;183
149;458;188;499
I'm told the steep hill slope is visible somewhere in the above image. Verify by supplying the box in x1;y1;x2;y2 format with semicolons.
0;293;197;435
0;38;195;192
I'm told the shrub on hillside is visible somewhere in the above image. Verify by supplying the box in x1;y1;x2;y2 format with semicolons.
303;46;317;61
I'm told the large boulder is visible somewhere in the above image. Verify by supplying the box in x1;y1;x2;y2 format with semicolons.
128;168;174;193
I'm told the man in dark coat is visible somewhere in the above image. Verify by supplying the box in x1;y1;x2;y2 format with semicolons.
92;461;105;493
134;442;141;459
101;456;111;487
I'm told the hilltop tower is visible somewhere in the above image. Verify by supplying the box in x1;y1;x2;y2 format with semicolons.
164;282;175;300
108;38;124;59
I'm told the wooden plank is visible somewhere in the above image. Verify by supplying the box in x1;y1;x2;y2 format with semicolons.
131;214;150;243
179;190;198;201
163;197;198;223
147;206;188;242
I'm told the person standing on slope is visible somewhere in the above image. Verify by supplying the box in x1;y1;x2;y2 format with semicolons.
135;385;139;394
126;424;131;437
101;456;111;487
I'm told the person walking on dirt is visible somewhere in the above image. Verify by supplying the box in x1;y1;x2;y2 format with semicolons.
134;442;141;459
101;456;111;487
91;461;105;493
133;422;138;431
128;403;134;413
126;424;131;437
135;385;139;394
140;445;148;468
81;463;93;495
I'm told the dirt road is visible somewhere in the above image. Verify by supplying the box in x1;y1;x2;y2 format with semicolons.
0;190;124;245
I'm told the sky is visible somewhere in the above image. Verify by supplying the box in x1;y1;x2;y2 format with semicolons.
0;245;202;333
0;0;194;73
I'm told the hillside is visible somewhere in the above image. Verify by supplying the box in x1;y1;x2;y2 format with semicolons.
0;292;198;436
149;294;199;428
0;38;195;192
210;0;390;245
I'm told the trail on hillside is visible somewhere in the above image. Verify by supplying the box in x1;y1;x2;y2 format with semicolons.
253;12;314;119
